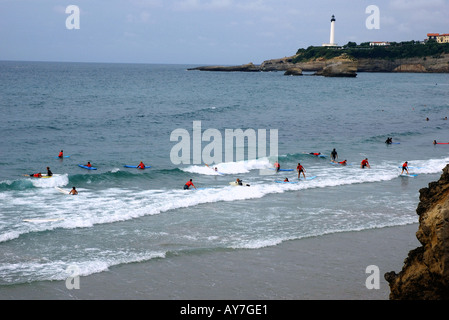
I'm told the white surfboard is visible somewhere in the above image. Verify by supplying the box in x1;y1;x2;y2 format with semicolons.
56;187;70;194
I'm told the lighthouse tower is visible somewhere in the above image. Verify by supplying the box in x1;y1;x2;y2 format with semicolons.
323;15;338;47
329;15;336;45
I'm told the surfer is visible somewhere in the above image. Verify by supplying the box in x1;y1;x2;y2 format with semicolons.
27;173;42;178
46;167;53;177
284;178;289;182
58;150;64;158
236;178;243;186
86;162;92;168
184;179;196;190
69;187;78;195
331;148;338;161
360;158;370;169
339;160;347;166
433;140;437;145
401;161;409;175
296;163;306;179
137;161;145;169
274;161;280;172
385;137;392;144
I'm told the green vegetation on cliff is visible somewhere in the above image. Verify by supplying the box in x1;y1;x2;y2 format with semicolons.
293;40;449;63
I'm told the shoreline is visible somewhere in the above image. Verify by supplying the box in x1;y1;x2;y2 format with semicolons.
0;223;420;300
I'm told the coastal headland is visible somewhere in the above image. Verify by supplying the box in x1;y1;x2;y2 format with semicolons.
188;41;449;76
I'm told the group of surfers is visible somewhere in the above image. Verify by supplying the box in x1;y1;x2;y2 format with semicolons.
29;149;413;193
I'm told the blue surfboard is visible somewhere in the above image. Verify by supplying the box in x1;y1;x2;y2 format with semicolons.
400;174;418;177
78;164;97;170
269;168;294;172
124;165;151;169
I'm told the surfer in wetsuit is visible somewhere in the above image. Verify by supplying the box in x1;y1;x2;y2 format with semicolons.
137;161;145;169
284;178;289;182
86;162;92;168
401;161;409;175
361;158;370;169
69;187;78;195
184;179;196;190
339;160;347;166
58;150;64;158
296;163;306;179
331;148;338;161
46;167;53;177
385;137;392;144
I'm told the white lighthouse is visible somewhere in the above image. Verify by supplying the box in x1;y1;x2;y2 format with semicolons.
323;15;338;47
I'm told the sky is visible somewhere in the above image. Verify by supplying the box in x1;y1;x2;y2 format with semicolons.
0;0;448;65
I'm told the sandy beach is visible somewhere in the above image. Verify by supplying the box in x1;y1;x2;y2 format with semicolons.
1;223;420;301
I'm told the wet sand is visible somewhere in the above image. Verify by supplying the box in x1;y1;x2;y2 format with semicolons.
1;224;420;301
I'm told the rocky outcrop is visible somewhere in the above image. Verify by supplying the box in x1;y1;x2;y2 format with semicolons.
187;62;260;72
385;164;449;299
314;56;357;77
357;54;449;73
283;67;303;76
260;53;449;73
188;53;449;74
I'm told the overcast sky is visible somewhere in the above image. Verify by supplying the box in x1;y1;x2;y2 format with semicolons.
1;0;448;65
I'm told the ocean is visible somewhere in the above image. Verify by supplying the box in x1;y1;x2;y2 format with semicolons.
0;61;448;296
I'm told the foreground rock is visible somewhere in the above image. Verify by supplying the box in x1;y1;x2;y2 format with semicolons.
283;67;303;76
314;56;357;77
385;164;449;299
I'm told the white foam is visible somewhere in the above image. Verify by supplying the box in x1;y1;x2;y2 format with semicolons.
182;157;272;175
29;174;69;188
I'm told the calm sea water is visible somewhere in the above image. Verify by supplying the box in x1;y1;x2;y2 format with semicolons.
0;61;448;288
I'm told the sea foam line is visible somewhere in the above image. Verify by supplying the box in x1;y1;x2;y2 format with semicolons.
1;156;447;243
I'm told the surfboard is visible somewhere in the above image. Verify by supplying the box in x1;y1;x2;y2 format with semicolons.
434;142;449;144
23;174;56;178
23;218;64;222
302;176;317;180
400;174;418;177
303;152;326;158
269;168;294;172
124;165;151;169
275;181;298;184
229;181;250;186
55;156;70;158
56;187;70;194
78;164;97;170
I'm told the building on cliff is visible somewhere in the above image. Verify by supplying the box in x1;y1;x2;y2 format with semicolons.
427;33;449;43
369;41;390;46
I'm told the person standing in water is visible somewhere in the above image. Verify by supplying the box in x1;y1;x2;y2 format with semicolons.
296;163;306;179
331;148;338;161
401;161;409;175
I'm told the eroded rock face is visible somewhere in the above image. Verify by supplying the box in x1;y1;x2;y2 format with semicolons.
385;165;449;300
283;67;303;76
315;57;357;77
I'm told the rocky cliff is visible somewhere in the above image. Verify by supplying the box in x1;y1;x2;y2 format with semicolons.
385;164;449;299
188;53;449;74
260;53;449;73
